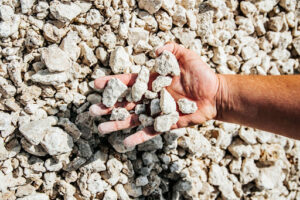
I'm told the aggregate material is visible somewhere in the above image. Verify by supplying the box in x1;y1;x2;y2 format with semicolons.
0;0;299;199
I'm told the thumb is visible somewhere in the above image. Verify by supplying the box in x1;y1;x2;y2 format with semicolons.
155;42;188;60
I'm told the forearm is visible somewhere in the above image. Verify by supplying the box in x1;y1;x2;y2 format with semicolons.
216;74;300;140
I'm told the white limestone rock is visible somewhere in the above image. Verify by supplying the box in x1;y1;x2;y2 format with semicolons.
177;98;197;114
152;75;172;92
110;108;130;121
0;5;14;21
102;78;128;108
138;0;163;14
131;66;150;102
128;28;149;46
41;44;72;72
155;50;180;76
19;117;57;145
87;173;108;194
154;112;179;132
109;46;131;74
31;70;69;86
81;150;107;172
115;184;130;200
0;15;20;38
103;189;118;200
160;88;176;114
20;0;36;14
240;158;259;184
50;1;81;23
79;42;97;66
41;127;74;156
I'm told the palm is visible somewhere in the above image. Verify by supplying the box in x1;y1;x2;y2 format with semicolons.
89;43;220;147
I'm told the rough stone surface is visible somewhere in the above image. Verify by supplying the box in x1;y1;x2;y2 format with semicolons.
102;78;128;107
160;88;177;114
177;98;198;114
109;46;131;74
152;76;173;92
110;108;130;121
155;50;180;76
41;44;72;72
154;112;179;132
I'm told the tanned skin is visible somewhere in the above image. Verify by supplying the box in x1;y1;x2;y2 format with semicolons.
89;42;300;147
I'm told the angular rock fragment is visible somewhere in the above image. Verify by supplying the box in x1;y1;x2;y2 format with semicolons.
131;66;150;102
21;138;48;157
41;44;72;72
50;1;81;23
139;114;154;127
155;50;180;76
31;70;69;86
110;108;130;121
58;118;82;141
152;75;172;92
102;78;128;108
177;98;198;114
138;0;163;14
160;88;176;114
41;127;74;156
19;117;57;145
154;112;179;132
109;46;131;74
0;77;16;98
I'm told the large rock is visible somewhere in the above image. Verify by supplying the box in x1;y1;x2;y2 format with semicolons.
138;0;163;14
41;127;74;156
109;46;131;74
31;70;69;86
19;117;57;145
41;44;72;72
155;50;180;76
50;1;81;23
102;78;128;108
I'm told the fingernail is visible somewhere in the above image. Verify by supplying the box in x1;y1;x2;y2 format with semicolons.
89;104;104;116
98;123;114;134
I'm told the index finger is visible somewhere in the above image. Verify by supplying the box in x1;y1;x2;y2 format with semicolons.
94;73;138;89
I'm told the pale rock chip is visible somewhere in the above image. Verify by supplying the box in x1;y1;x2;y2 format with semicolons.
103;189;118;200
85;9;103;25
154;112;179;132
131;66;150;102
115;184;130;200
87;173;108;194
139;114;154;127
41;127;74;156
279;0;296;11
81;150;107;172
208;164;228;186
16;184;36;197
0;112;14;137
110;108;130;121
150;98;161;116
0;5;14;21
50;1;81;23
109;46;131;74
177;98;197;114
138;0;163;14
240;158;259;184
31;70;69;86
0;15;20;38
20;0;36;14
292;37;300;55
172;5;187;27
100;32;117;49
128;28;149;46
102;78;128;108
19;117;57;145
0;77;16;98
240;1;257;17
228;138;253;158
60;31;81;61
144;90;158;99
155;50;180;76
155;11;173;31
17;193;49;200
255;165;285;190
108;132;135;153
44;158;63;171
160;88;176;114
152;75;172;92
162;0;175;13
41;44;72;72
123;181;143;197
238;127;257;145
79;42;97;66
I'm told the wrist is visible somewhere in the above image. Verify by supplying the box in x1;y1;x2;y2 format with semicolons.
215;74;229;121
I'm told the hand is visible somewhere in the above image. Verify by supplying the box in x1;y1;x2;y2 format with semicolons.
89;42;221;147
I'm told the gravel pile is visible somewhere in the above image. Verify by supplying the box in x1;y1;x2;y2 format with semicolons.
0;0;299;199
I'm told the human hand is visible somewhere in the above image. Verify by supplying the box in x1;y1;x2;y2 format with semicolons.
89;42;221;147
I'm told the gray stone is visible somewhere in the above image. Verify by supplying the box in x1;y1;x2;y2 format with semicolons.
154;112;179;132
155;50;180;76
102;78;128;107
